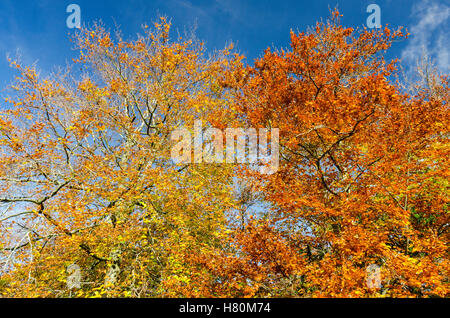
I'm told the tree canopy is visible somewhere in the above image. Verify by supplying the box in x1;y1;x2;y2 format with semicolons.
0;12;448;298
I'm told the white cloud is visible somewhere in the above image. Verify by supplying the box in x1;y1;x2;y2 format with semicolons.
401;0;450;73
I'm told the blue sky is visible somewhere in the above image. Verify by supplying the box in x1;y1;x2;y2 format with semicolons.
0;0;448;90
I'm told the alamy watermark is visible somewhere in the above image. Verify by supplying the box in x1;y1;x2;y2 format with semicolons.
171;121;279;175
66;263;81;289
366;4;381;29
66;4;81;29
366;264;382;290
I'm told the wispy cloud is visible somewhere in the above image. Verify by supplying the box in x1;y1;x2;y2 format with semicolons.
401;0;450;73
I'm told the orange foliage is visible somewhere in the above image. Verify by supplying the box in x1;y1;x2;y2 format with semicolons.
0;12;448;298
217;12;449;297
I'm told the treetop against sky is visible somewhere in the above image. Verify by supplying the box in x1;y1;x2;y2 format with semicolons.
0;0;448;89
0;0;448;299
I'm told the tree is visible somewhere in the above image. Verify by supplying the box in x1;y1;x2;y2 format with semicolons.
0;11;448;299
0;18;239;297
218;11;449;297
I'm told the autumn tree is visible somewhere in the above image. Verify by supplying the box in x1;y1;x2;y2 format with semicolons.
0;18;240;297
216;11;449;297
0;11;447;299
